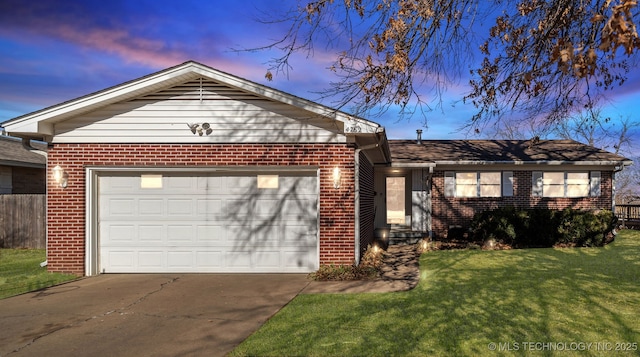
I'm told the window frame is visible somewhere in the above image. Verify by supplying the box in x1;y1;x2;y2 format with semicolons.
532;171;601;198
445;171;512;198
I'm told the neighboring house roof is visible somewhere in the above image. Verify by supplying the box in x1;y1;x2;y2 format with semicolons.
389;139;632;167
0;136;47;168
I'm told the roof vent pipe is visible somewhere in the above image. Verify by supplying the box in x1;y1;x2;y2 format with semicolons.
416;129;423;145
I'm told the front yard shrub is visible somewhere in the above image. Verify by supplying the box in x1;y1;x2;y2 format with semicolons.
557;209;617;246
470;207;617;248
519;208;560;247
308;245;384;281
470;206;518;245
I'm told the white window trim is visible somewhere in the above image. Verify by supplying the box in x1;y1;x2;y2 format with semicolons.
532;171;601;198
445;171;511;198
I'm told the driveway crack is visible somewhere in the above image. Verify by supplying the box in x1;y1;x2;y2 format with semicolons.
124;277;179;309
6;277;180;356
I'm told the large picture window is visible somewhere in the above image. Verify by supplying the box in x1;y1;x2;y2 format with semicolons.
445;171;512;198
532;171;600;198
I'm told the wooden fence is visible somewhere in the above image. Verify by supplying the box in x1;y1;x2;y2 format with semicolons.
0;194;46;249
616;204;640;229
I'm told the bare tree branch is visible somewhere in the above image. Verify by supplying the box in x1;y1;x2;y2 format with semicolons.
243;0;640;132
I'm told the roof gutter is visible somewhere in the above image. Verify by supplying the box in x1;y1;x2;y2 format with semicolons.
391;162;437;168
434;160;631;166
21;138;47;158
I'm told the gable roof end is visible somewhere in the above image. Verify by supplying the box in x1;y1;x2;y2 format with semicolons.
2;61;383;140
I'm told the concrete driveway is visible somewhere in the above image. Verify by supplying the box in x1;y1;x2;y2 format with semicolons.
0;274;310;357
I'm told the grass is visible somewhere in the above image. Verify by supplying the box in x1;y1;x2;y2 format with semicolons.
232;230;640;356
0;249;78;299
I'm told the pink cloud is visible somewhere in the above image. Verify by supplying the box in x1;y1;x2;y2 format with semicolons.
45;24;185;69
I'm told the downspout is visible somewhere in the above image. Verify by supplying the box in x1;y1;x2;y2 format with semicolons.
22;138;49;267
354;136;384;264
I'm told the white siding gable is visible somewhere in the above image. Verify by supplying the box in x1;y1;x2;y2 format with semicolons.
52;78;346;144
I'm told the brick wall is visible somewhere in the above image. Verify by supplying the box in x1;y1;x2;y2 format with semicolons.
47;143;357;275
431;170;614;238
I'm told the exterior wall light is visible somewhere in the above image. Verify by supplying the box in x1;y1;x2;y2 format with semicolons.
52;165;68;188
188;123;213;136
332;167;341;189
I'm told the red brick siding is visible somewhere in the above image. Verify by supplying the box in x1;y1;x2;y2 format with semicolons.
358;151;375;259
47;143;357;275
431;170;614;238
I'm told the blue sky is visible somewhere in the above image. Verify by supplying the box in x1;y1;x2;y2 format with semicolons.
0;0;638;146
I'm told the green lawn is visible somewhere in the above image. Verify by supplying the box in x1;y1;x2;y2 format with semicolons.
232;230;640;356
0;249;77;299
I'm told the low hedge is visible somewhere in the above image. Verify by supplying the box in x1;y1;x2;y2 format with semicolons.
470;207;617;248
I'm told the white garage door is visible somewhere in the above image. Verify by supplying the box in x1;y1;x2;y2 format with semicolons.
98;171;318;273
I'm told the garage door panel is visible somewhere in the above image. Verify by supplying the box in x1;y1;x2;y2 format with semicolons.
165;176;195;189
284;250;316;269
196;251;224;268
196;199;223;216
102;176;137;191
228;176;255;189
105;251;134;269
167;251;193;268
106;199;135;216
226;252;251;268
139;199;164;215
281;200;316;220
99;171;318;273
167;225;194;241
253;199;281;217
140;225;164;241
251;225;281;247
255;251;280;269
104;224;136;241
167;199;193;215
138;251;164;268
282;225;316;245
196;225;223;242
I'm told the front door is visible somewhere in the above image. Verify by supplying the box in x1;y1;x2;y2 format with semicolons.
386;176;405;225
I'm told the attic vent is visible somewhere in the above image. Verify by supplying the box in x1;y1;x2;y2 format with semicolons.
416;129;423;145
131;78;262;102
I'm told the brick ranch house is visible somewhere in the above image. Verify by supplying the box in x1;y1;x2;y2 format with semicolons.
2;61;632;276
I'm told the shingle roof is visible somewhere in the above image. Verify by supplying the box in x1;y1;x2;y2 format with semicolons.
389;139;631;165
0;136;47;167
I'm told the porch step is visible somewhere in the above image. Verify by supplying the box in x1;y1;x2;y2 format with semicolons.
374;227;425;248
389;229;424;246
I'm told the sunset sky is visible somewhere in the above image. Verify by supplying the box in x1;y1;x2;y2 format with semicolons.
0;0;638;147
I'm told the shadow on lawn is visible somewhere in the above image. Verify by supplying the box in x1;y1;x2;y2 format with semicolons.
232;233;640;356
314;233;639;356
388;232;640;355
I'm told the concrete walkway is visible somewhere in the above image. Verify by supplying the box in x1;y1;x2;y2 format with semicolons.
302;244;421;294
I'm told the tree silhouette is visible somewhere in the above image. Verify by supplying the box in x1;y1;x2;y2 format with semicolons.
251;0;640;132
